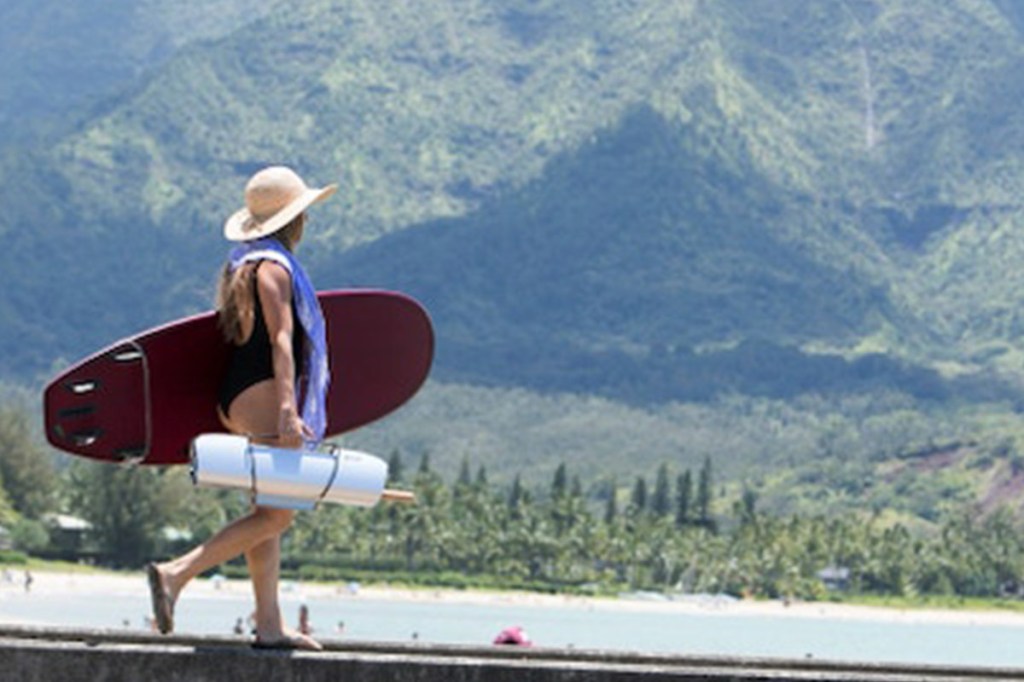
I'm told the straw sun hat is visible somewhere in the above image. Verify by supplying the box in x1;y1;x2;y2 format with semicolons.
224;166;337;242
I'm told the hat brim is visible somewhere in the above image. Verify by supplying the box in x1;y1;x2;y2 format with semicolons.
224;184;337;242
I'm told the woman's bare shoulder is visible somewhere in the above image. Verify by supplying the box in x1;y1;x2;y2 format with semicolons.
255;259;292;286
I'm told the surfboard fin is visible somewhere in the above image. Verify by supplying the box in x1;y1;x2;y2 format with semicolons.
113;446;147;464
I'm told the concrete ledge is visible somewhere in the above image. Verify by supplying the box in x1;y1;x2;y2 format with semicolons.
0;625;1018;681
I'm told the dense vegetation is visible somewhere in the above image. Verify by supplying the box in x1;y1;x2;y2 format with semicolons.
297;458;1024;601
3;402;1023;602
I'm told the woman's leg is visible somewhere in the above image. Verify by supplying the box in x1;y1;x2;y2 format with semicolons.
246;534;284;636
154;506;293;604
244;532;319;649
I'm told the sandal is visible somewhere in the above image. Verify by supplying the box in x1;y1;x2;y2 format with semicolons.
252;640;300;650
252;633;322;651
146;563;174;634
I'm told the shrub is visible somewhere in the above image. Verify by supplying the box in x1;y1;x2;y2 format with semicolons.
10;519;49;554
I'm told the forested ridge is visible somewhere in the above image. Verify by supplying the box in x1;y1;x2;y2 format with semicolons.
8;0;1024;387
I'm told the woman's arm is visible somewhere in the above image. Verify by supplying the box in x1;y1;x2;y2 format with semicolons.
256;261;311;448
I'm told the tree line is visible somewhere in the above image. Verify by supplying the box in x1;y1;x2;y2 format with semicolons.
1;404;1023;602
273;452;1024;601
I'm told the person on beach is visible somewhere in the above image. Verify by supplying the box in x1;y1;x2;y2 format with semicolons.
298;603;313;635
146;166;337;651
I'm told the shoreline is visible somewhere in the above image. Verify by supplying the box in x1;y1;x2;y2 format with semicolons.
2;568;1023;629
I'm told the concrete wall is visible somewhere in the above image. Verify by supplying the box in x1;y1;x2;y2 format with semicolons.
0;625;1017;682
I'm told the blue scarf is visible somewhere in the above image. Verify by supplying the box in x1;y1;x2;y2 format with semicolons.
228;237;329;443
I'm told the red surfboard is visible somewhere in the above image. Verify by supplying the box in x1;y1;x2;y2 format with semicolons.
43;290;433;466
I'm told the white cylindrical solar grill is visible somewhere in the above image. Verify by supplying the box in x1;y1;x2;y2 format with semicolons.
190;433;392;510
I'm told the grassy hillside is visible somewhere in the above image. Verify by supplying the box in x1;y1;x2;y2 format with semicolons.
5;1;1024;522
0;1;875;375
5;1;1023;372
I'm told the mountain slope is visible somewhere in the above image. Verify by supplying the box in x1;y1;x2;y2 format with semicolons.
3;0;1024;404
0;0;279;146
333;105;931;403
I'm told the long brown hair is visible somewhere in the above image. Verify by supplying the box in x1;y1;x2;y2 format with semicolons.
216;215;303;343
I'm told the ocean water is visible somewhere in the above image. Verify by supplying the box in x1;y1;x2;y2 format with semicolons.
0;584;1022;670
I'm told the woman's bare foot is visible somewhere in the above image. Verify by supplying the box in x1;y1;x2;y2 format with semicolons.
152;560;191;606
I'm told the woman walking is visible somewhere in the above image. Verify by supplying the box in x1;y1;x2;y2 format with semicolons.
147;166;336;650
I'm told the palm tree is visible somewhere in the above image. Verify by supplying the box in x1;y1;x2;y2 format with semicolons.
675;471;692;527
651;463;672;518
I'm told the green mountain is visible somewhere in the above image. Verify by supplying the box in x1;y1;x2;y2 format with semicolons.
0;0;278;145
336;103;913;402
5;0;1024;516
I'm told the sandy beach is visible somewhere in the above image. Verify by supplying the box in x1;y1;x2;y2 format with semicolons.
3;568;1024;630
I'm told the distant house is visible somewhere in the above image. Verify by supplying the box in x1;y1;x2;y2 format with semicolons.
817;566;851;591
42;513;93;559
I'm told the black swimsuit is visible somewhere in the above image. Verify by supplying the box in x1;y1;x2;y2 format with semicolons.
218;263;304;416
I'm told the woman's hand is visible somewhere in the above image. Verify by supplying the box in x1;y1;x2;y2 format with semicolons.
277;406;313;449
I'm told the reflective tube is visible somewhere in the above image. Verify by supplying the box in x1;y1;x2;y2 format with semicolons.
190;434;388;510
